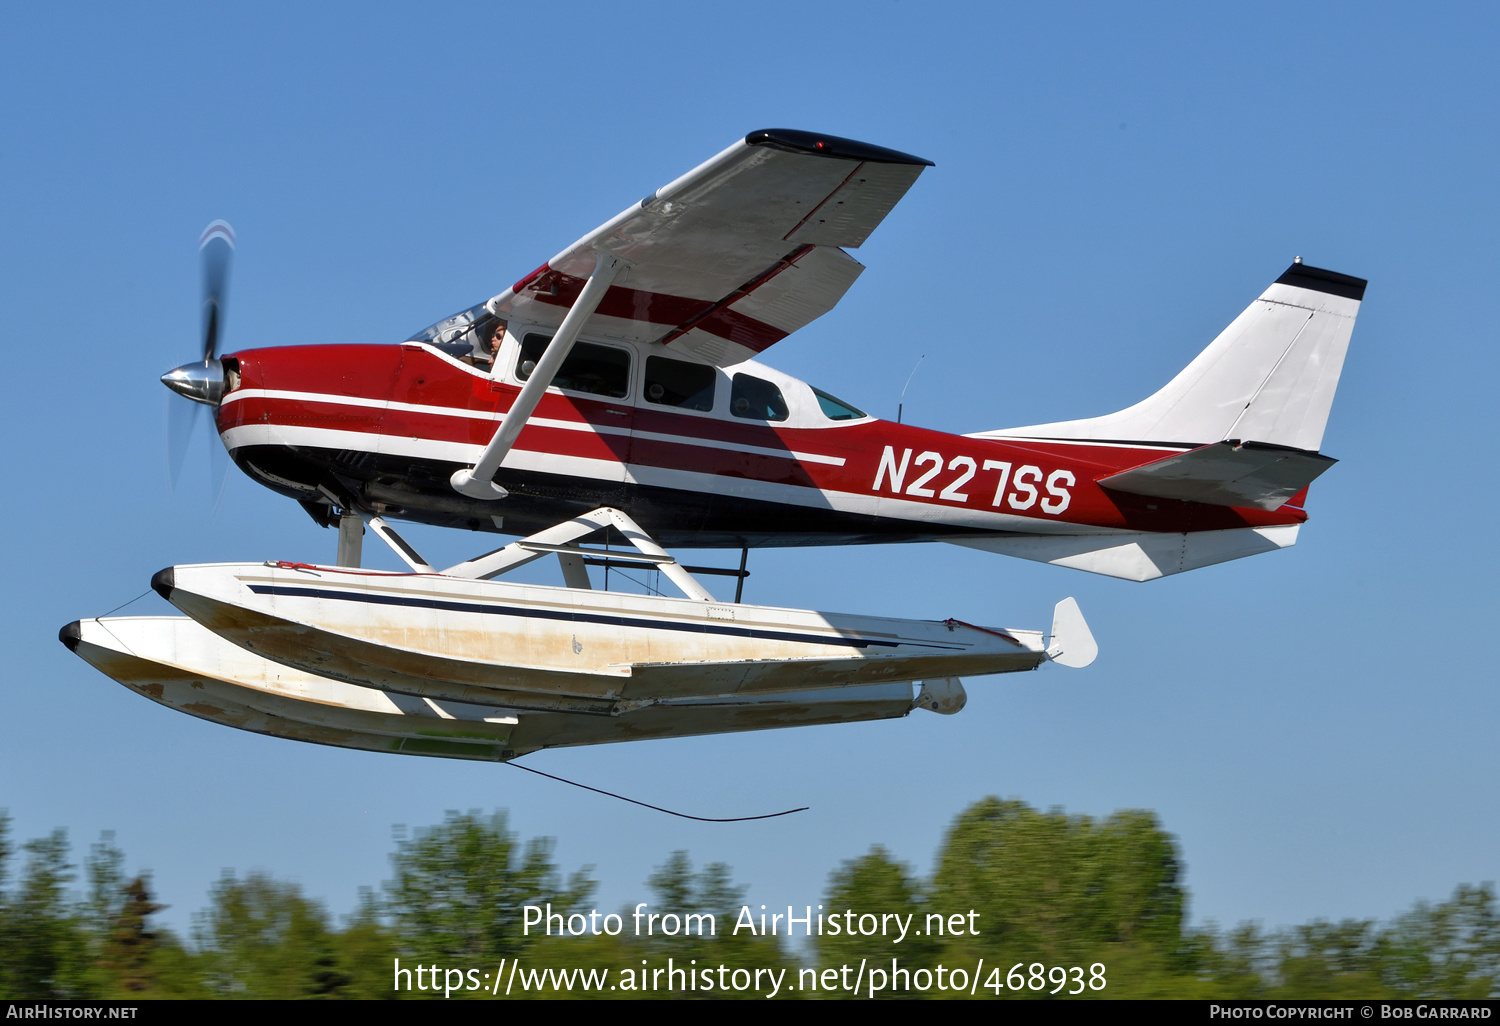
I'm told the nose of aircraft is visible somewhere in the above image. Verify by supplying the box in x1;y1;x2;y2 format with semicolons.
161;358;225;406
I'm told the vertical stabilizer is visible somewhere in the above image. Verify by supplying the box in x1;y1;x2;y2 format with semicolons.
978;262;1366;451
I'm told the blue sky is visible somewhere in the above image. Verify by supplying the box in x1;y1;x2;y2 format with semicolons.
3;2;1497;943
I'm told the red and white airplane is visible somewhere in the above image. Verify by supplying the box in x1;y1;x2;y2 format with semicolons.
165;129;1365;582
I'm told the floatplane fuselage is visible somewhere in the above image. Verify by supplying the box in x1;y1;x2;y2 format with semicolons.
216;245;1361;584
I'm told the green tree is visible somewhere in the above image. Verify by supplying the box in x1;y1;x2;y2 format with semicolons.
83;832;125;938
328;888;400;999
624;850;789;1000
1370;883;1499;998
384;810;593;965
196;871;347;998
1191;885;1500;999
0;812;11;896
1268;918;1392;999
488;850;787;1001
1188;921;1273;998
818;845;939;994
0;828;93;998
133;929;214;1000
98;875;166;994
929;798;1190;997
0;811;12;998
646;851;746;922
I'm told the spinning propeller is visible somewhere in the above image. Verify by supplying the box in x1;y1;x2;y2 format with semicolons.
163;221;235;497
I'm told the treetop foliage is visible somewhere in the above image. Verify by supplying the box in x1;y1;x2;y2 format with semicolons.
383;809;595;966
0;802;1493;999
932;799;1185;960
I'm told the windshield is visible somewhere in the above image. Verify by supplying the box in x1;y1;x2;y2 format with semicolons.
404;302;494;346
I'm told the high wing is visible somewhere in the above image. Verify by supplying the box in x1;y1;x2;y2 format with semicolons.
486;129;932;368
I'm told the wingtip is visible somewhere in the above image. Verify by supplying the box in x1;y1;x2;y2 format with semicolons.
745;129;934;167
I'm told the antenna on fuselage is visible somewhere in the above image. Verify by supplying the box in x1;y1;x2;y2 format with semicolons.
897;354;925;424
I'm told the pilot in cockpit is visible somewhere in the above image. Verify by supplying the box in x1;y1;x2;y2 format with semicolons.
465;318;507;368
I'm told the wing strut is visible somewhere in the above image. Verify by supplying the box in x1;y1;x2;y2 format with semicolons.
451;252;625;500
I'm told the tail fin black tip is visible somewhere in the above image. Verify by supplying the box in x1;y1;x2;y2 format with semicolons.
1275;262;1367;301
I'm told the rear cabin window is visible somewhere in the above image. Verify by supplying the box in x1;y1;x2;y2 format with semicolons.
516;334;630;398
645;356;716;411
812;387;865;421
730;374;789;422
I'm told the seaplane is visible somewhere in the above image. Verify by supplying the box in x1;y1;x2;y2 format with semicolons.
61;128;1362;761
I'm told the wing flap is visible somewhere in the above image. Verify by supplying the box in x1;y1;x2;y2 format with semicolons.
668;245;866;364
728;245;865;328
1098;440;1336;510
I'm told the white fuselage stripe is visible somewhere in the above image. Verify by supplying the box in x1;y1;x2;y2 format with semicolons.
223;388;845;466
963;432;1192;452
221;422;1121;537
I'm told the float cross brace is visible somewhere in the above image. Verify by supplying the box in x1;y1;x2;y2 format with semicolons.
439;507;716;601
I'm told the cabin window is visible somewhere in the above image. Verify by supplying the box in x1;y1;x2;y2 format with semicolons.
516;334;630;398
730;374;789;422
644;356;716;411
812;386;865;421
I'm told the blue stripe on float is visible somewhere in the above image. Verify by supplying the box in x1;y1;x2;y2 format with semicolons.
245;584;967;651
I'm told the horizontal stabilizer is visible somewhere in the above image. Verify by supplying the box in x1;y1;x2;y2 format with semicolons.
946;525;1299;581
1098;440;1334;511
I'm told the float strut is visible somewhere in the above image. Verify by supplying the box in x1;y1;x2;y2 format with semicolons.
336;513;363;568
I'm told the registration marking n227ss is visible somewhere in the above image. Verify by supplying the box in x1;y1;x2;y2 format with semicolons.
873;447;1073;514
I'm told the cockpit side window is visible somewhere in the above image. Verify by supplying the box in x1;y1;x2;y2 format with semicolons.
516;334;630;398
730;373;789;422
431;338;484;360
645;356;716;411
